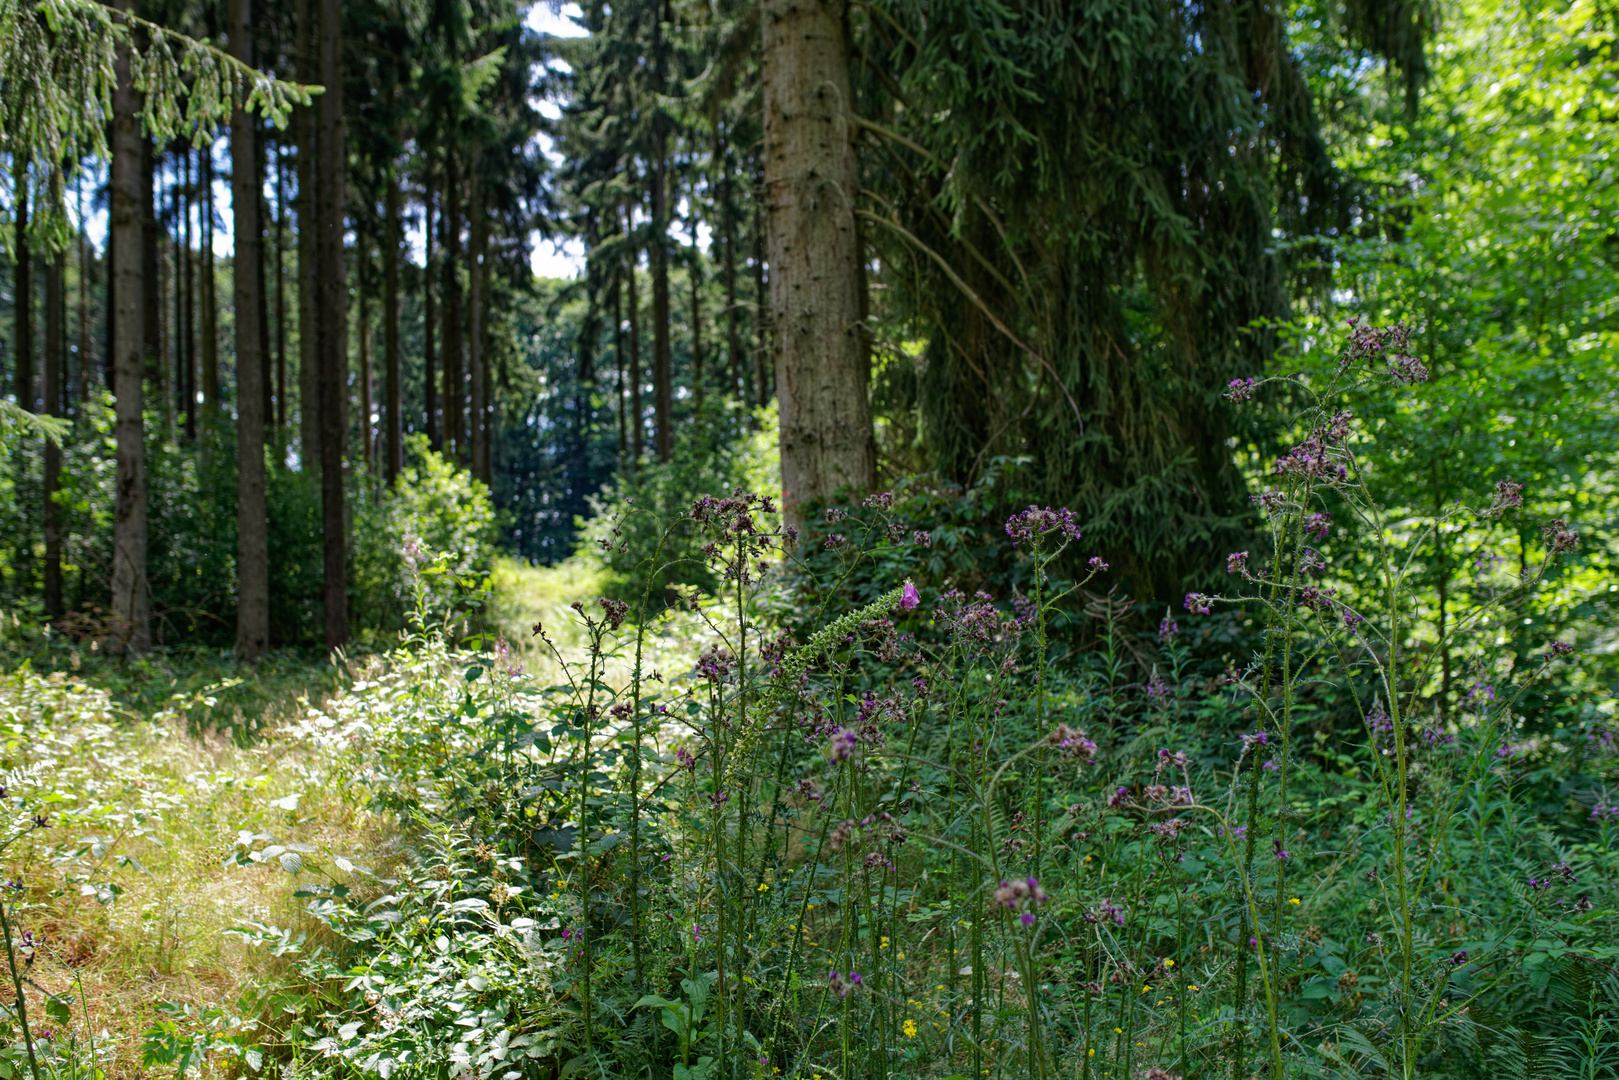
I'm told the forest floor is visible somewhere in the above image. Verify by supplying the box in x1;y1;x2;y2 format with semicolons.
1;558;708;1080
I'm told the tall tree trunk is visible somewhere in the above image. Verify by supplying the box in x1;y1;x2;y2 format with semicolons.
44;251;63;619
13;162;31;412
613;267;626;471
761;0;875;521
201;144;220;423
78;211;90;407
316;0;347;647
182;149;197;440
142;139;161;395
752;199;767;411
719;126;742;400
232;0;269;661
384;169;401;483
358;283;372;470
295;0;319;468
161;198;174;443
469;178;486;482
442;145;462;461
257;125;272;431
275;145;288;436
110;3;151;652
650;134;672;463
424;172;438;451
627;220;644;469
687;165;703;415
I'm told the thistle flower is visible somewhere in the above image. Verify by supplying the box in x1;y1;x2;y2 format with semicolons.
1086;556;1109;573
1225;378;1258;403
1004;505;1081;547
913;530;932;548
1540;519;1579;555
1487;479;1524;515
1183;593;1212;616
1305;512;1331;540
827;727;859;764
1226;551;1248;575
597;597;629;630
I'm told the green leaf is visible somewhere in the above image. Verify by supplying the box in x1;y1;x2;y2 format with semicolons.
465;666;484;683
278;852;303;875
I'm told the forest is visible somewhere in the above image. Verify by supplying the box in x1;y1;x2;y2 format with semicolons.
0;0;1616;1076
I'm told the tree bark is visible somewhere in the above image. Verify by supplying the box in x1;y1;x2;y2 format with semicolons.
78;211;90;407
687;165;703;415
469;177;487;482
650;134;672;463
182;149;197;440
751;198;767;410
13;162;31;413
295;0;319;468
719;125;742;400
316;0;347;647
761;0;875;521
424;171;438;451
442;145;462;461
110;3;151;652
613;266;626;470
201;144;220;423
232;0;269;661
384;169;401;483
358;283;372;470
275;145;288;435
44;252;63;619
627;215;644;469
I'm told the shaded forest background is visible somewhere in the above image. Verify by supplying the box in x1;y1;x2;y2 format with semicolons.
0;0;1614;654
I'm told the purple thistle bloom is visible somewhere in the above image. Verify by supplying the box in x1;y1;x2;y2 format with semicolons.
1005;505;1082;547
828;727;860;763
1086;556;1109;573
1183;593;1213;616
1226;551;1249;575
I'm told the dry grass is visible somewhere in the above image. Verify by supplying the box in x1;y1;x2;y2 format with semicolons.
2;559;717;1078
1;671;387;1079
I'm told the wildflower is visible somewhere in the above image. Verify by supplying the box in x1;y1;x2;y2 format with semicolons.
1306;512;1331;540
1146;673;1170;702
824;533;848;550
1386;353;1430;384
1342;609;1365;631
1297;585;1336;611
1289;898;1300;906
1086;556;1109;573
1183;593;1212;615
1004;505;1081;547
1448;950;1469;966
1325;409;1354;442
597;597;629;630
827;970;863;999
1145;1068;1184;1080
1158;617;1179;641
1046;724;1098;762
1540;518;1579;555
1486;479;1524;516
900;582;920;611
1262;759;1278;771
676;747;697;773
1462;681;1496;709
903;1019;917;1038
1275;431;1348;483
1226;550;1248;575
827;727;860;764
1225;377;1258;403
1547;640;1574;659
1273;840;1291;861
